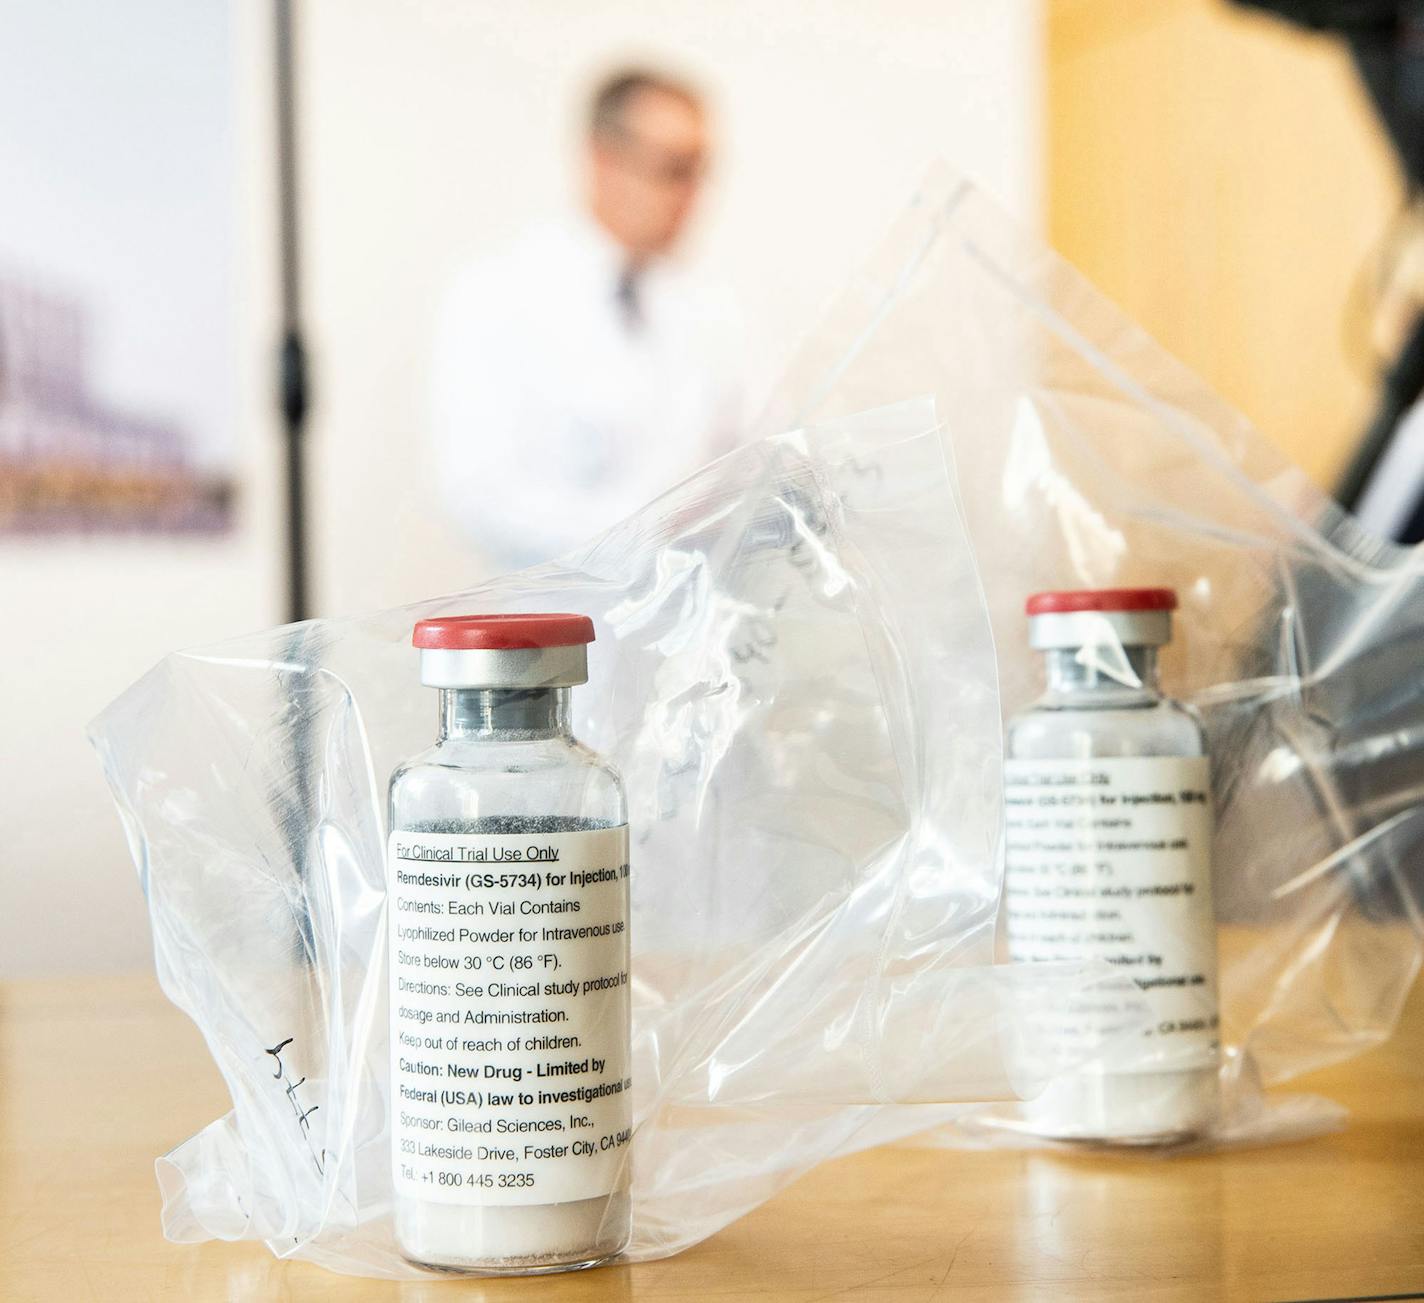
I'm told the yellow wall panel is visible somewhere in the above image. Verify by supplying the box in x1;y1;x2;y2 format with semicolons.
1047;0;1403;486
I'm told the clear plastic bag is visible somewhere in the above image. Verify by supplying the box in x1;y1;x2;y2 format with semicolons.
91;171;1424;1278
91;404;1148;1277
762;168;1424;1148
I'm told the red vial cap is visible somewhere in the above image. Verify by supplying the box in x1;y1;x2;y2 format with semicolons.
412;613;596;651
1025;588;1177;616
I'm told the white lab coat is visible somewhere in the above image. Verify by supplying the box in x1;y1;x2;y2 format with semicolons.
431;214;744;570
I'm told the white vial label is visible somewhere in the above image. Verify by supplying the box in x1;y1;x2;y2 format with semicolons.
388;826;631;1206
1004;756;1219;1072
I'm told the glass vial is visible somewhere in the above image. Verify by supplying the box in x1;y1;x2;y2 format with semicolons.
387;613;632;1273
1004;588;1220;1143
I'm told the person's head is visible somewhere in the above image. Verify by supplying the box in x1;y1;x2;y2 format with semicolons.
585;68;709;261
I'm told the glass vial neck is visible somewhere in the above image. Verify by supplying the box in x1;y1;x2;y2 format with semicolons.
1041;645;1161;704
439;687;572;740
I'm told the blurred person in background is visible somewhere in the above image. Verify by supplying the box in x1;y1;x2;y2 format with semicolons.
432;67;744;570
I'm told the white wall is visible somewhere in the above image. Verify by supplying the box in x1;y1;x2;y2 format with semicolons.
0;2;281;977
300;0;1043;615
3;0;1040;975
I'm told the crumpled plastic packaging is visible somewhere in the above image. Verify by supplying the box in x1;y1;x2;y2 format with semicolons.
90;171;1424;1278
91;399;1147;1277
762;168;1424;1149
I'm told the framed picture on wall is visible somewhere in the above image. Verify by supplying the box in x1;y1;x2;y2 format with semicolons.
0;0;237;535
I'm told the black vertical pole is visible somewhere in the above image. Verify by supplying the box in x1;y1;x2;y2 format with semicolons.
273;0;317;960
275;0;310;623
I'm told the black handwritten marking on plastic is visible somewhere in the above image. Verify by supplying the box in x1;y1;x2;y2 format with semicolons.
265;1036;326;1175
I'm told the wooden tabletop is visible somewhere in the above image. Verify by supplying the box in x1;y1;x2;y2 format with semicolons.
2;972;1422;1302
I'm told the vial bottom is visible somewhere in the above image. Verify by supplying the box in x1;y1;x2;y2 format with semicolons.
395;1191;631;1276
1020;1068;1220;1146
